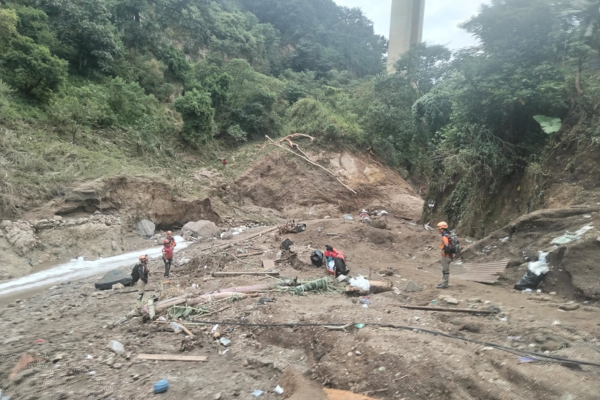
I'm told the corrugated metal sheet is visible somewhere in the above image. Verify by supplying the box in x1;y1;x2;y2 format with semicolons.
453;259;509;284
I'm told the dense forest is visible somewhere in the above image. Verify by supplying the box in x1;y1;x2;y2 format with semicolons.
0;0;599;234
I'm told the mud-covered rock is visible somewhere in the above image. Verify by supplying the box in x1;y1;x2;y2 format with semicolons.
136;219;155;238
183;220;220;239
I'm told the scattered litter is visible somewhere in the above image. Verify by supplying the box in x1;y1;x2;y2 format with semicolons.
508;336;522;342
349;275;370;292
518;357;538;363
424;223;433;231
88;371;96;376
582;214;592;219
553;320;562;326
523;288;532;293
220;338;231;347
499;236;509;243
273;385;284;395
359;299;371;305
355;324;365;329
86;355;94;361
107;340;125;355
536;289;542;293
166;322;183;334
377;210;388;216
211;324;219;334
337;274;348;282
252;390;264;397
222;349;229;355
154;379;169;394
514;252;549;290
317;227;323;232
33;339;45;344
343;214;353;220
157;316;166;321
378;366;386;372
551;224;594;244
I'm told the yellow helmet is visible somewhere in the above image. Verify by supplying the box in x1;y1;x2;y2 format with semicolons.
436;221;448;230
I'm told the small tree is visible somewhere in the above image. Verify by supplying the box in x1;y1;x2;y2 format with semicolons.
1;35;68;101
173;89;215;144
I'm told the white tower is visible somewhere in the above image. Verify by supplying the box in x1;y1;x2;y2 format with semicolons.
387;0;426;73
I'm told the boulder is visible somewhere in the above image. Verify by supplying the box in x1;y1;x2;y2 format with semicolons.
136;219;155;238
95;269;132;290
182;220;220;239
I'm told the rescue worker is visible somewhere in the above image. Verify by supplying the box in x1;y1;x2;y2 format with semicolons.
136;255;150;302
324;245;349;277
222;158;227;169
166;231;176;249
437;221;452;289
162;239;173;277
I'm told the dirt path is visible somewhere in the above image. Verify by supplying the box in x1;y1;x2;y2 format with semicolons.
1;217;599;399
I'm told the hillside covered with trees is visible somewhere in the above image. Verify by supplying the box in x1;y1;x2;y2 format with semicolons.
1;0;599;236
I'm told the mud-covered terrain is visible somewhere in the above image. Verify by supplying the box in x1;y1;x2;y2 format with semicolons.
1;217;599;400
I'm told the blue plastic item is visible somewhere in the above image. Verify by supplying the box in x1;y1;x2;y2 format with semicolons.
154;380;169;394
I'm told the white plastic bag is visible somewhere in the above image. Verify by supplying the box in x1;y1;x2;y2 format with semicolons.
528;251;549;276
349;275;370;291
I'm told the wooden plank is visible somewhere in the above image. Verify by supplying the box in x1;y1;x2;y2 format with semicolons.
399;305;497;314
237;251;264;258
212;271;279;277
137;354;207;362
261;259;275;270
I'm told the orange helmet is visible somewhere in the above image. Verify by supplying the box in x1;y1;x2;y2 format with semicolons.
166;230;172;236
436;221;448;230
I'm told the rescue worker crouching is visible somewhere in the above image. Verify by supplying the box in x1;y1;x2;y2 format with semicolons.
324;245;350;277
437;221;452;289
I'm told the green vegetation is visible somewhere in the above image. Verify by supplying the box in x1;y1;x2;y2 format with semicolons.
1;0;599;237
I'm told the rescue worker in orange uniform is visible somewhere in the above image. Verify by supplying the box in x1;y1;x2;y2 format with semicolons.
162;239;173;277
437;222;452;289
166;231;176;249
324;245;349;277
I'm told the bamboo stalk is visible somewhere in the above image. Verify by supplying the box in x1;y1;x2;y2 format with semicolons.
265;135;357;194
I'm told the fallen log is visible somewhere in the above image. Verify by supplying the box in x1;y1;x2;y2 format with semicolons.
211;271;280;277
398;305;498;314
137;354;207;362
236;251;264;258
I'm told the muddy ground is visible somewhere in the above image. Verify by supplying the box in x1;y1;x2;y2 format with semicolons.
1;217;599;400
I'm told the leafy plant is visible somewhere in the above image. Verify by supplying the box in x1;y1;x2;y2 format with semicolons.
533;115;562;134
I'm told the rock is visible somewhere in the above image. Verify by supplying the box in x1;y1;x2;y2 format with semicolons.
459;323;481;333
403;280;422;292
246;305;255;311
378;268;394;276
541;340;563;351
534;335;547;344
112;283;125;290
107;340;125;355
80;284;95;294
215;392;222;400
559;303;580;311
136;219;155;238
113;363;123;369
445;298;459;305
182;220;220;239
467;298;482;303
53;215;63;221
371;218;388;230
111;240;118;251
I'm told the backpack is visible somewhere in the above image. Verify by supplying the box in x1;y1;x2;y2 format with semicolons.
310;250;323;266
448;232;460;255
131;263;141;284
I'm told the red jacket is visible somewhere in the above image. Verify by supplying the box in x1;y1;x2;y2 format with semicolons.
324;249;345;261
162;246;173;260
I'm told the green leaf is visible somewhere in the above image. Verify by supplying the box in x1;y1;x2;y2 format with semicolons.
533;115;561;134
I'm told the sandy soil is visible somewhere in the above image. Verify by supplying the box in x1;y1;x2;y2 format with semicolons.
1;217;599;400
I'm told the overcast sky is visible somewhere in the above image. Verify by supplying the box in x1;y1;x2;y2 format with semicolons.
333;0;490;49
